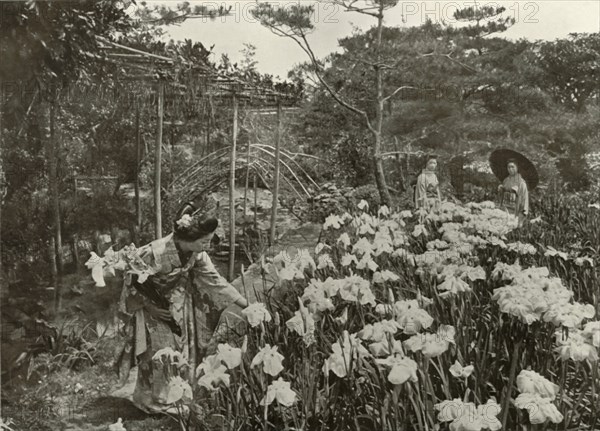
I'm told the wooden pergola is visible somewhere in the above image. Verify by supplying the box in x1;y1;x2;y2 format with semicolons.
95;36;302;279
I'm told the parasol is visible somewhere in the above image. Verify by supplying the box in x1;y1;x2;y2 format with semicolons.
489;149;539;190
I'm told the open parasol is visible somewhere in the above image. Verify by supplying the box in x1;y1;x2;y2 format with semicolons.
489;149;539;190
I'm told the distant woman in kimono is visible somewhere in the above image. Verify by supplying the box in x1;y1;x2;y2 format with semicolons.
415;155;442;211
497;159;529;226
112;203;248;413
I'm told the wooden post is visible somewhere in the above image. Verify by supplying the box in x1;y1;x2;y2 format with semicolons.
154;81;164;239
204;101;210;158
170;126;175;191
134;101;142;245
228;93;238;281
243;133;252;236
253;172;258;232
269;101;282;244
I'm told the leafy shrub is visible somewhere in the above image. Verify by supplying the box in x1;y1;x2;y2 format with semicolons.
349;183;380;210
306;183;353;223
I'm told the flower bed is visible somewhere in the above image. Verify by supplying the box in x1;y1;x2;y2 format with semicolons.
105;200;600;430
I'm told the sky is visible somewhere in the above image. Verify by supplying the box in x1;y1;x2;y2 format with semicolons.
146;1;600;79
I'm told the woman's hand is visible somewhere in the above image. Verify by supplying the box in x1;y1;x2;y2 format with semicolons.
145;303;173;320
497;184;504;191
235;297;249;309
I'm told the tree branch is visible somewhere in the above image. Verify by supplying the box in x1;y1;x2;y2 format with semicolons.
420;51;478;75
298;32;375;132
382;85;419;103
332;0;380;18
260;18;374;132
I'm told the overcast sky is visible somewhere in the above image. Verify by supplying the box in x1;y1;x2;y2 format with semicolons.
149;1;600;79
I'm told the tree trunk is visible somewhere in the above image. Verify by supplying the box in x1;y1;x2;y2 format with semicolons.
154;82;164;239
49;237;59;313
449;156;466;197
270;102;282;244
393;138;405;192
110;226;119;250
373;5;391;207
0;77;3;287
72;234;80;271
374;151;391;206
49;101;64;274
228;94;238;281
134;102;142;245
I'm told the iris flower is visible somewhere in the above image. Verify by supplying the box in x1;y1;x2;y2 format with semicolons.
404;325;455;357
449;361;475;379
516;369;559;400
261;378;297;407
216;343;243;369
164;376;193;404
323;214;343;230
372;270;400;284
286;298;316;346
251;344;285;376
375;355;418;385
341;253;359;267
242;303;272;327
323;331;370;378
515;393;563;424
554;328;599;362
337;233;351;248
197;354;230;390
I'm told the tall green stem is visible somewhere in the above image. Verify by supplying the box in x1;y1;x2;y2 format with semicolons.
501;340;522;428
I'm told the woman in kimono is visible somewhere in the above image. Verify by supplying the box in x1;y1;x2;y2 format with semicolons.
415;155;442;212
112;203;248;413
497;159;529;226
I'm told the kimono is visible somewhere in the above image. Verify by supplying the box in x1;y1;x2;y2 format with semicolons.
112;233;244;413
499;174;529;226
415;170;441;211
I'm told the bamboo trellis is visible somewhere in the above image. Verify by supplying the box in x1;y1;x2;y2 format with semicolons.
94;36;303;279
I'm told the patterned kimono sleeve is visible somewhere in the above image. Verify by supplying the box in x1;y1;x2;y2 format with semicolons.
191;252;244;311
415;174;426;207
518;179;529;215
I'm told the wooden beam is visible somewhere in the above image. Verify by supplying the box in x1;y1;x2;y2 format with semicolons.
74;175;118;181
96;36;175;63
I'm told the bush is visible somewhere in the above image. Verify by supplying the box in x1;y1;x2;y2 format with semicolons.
349;183;380;210
306;183;353;222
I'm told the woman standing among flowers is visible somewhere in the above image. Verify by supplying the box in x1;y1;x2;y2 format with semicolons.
498;159;529;224
105;202;249;413
414;155;442;212
490;149;538;228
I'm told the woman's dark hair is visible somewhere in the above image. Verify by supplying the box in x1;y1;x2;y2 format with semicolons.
173;202;219;242
423;154;438;169
506;158;519;171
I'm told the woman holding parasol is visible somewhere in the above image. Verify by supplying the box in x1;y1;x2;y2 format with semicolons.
489;149;539;227
415;155;442;212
